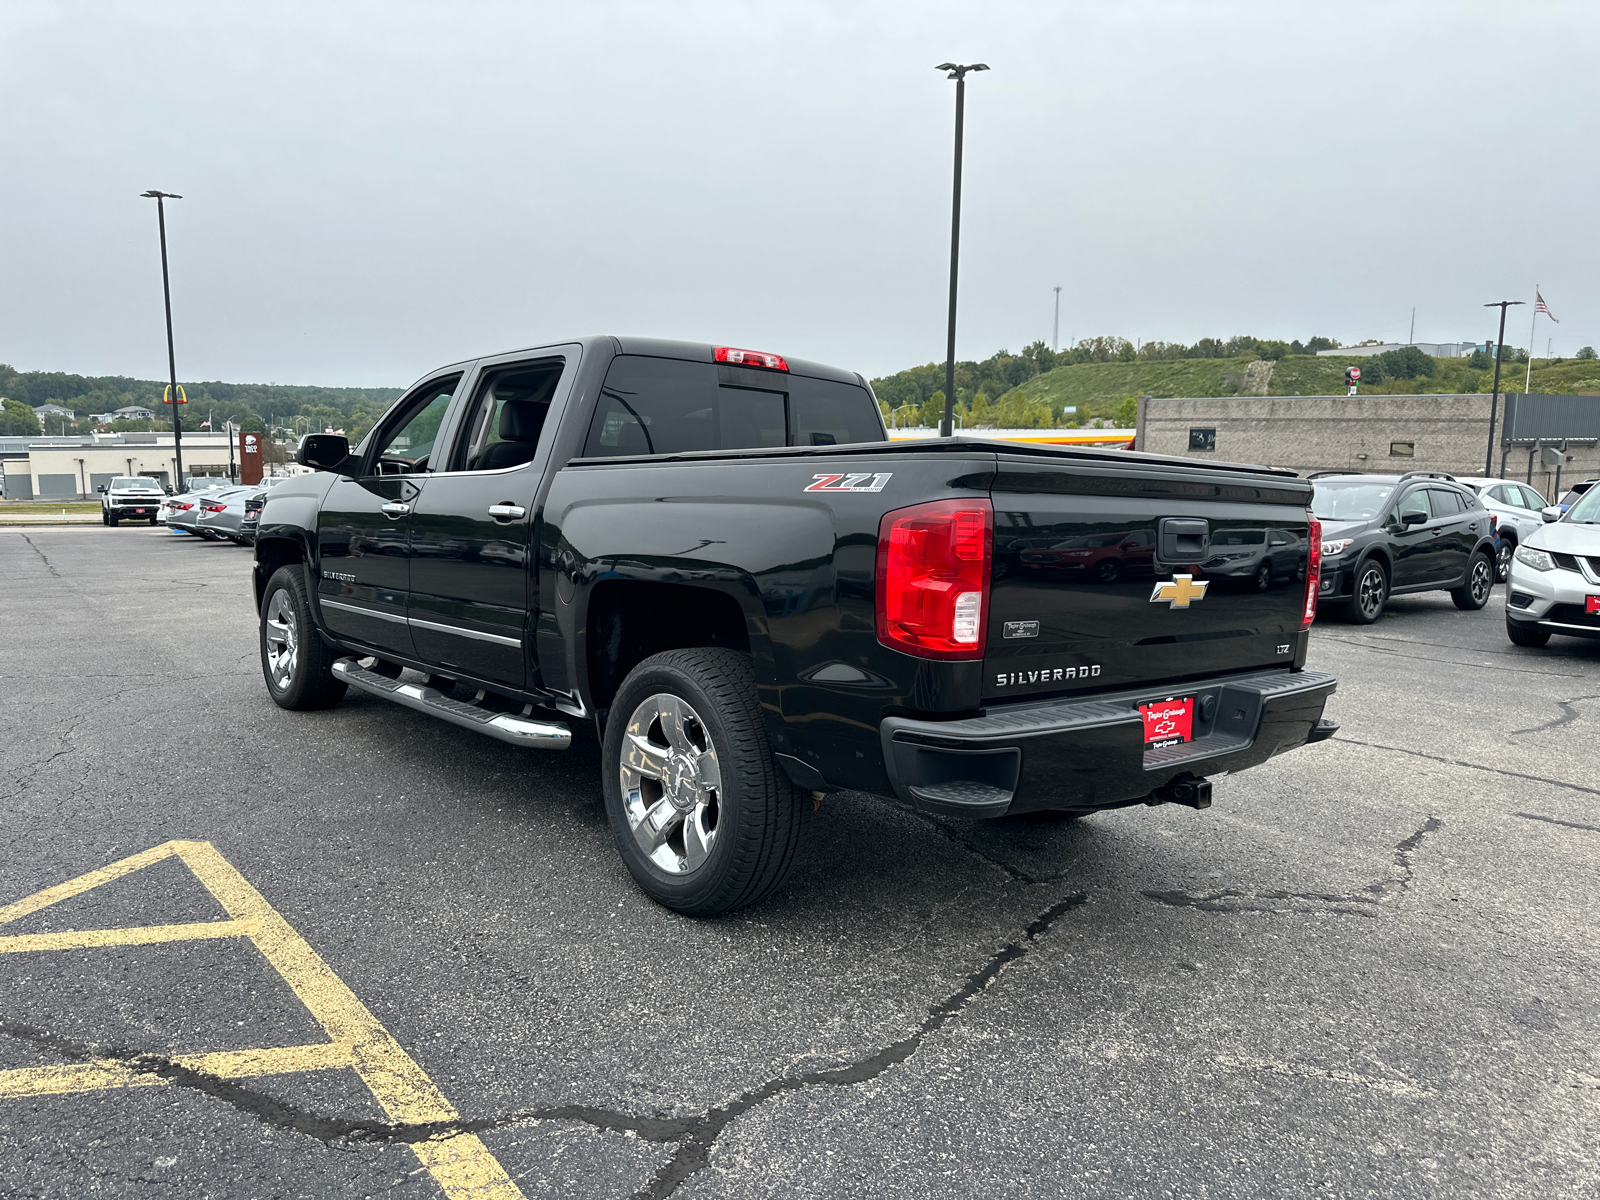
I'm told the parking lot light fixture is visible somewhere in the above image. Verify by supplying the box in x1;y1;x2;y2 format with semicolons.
141;190;185;486
1483;300;1525;476
936;62;988;438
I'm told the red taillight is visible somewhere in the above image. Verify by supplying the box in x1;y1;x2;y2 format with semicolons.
876;498;992;660
714;345;788;371
1302;516;1322;630
202;503;226;513
173;502;194;511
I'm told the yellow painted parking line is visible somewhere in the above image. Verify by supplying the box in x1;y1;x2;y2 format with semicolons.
0;1041;356;1098
0;919;258;954
0;841;526;1199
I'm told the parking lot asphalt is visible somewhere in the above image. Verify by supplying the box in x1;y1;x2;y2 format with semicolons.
2;524;1598;1199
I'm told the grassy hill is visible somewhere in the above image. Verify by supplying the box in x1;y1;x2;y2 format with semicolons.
1011;354;1600;414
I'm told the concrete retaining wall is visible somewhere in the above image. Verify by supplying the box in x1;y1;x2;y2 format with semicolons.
1137;393;1600;502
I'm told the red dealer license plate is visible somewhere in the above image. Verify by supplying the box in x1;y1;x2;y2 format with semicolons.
1588;596;1600;615
1140;696;1194;750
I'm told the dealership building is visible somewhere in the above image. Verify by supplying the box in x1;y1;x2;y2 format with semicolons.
0;431;255;499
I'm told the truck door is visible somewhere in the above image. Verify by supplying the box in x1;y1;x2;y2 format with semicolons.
406;355;570;692
315;377;458;660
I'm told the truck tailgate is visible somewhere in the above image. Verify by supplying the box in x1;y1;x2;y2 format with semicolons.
985;457;1313;704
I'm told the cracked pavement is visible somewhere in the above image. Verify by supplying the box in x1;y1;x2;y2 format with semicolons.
2;528;1599;1197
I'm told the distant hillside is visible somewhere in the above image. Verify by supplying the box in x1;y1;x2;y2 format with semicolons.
1006;353;1600;413
0;362;404;439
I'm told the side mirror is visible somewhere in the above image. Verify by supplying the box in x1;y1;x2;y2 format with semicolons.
1541;506;1562;523
97;485;106;493
1401;510;1427;526
297;433;354;473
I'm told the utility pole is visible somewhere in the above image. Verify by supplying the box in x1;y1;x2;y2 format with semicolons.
1409;307;1416;345
935;61;988;437
1484;299;1524;477
1052;286;1062;353
141;190;185;487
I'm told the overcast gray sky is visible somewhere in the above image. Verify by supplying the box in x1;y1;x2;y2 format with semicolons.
3;0;1596;388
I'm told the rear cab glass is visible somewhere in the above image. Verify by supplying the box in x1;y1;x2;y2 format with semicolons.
582;355;881;457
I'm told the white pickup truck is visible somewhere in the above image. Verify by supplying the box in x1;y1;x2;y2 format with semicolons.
99;476;166;526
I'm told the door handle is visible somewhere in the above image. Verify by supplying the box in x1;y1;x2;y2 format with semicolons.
381;502;411;518
487;504;526;520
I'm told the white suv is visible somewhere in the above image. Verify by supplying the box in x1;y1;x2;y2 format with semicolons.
1456;477;1551;582
1504;485;1600;647
98;476;167;526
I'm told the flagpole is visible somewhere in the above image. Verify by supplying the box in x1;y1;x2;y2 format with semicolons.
1525;286;1538;393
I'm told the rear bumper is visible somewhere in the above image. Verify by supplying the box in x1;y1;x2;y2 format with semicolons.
880;668;1337;818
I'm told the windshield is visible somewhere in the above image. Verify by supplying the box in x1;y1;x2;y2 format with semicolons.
112;477;161;490
1311;481;1395;521
1567;487;1600;523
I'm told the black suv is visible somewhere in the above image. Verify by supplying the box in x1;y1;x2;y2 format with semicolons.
1309;472;1498;624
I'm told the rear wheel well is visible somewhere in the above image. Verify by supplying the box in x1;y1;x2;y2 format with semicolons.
586;582;752;716
254;538;304;610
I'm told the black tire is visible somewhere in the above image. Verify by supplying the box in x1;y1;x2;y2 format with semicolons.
602;648;805;916
259;565;347;711
1094;559;1120;584
1345;558;1388;624
1506;617;1551;647
1452;550;1495;611
1253;562;1272;591
1495;537;1515;583
108;515;119;527
148;517;158;526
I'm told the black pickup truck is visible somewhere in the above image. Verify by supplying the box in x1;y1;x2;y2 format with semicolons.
254;336;1337;914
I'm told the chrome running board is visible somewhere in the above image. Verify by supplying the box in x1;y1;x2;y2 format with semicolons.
332;658;571;750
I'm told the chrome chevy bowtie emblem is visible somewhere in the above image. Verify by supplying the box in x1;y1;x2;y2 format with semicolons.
1150;574;1209;609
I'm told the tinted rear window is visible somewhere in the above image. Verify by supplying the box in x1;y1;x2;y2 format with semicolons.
583;356;881;458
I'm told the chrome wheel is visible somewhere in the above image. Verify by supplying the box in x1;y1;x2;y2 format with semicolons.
1357;565;1385;620
1496;540;1513;582
1470;556;1494;604
263;590;299;692
619;693;723;876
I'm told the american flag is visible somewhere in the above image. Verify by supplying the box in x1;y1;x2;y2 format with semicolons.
1535;291;1559;322
200;417;212;428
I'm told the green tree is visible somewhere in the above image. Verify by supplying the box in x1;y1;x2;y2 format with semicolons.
1113;395;1139;428
1;398;42;436
1303;336;1340;354
1576;346;1597;360
1363;346;1436;384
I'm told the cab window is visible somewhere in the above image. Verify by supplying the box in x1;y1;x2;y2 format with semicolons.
583;355;880;457
371;378;459;475
449;360;564;472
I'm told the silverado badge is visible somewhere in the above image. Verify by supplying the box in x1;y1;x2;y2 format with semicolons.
1150;574;1208;609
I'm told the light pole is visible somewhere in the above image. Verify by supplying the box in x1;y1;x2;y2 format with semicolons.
936;61;988;437
1052;286;1062;353
140;190;185;486
1483;300;1524;477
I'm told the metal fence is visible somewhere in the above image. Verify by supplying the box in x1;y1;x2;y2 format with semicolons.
1502;393;1600;444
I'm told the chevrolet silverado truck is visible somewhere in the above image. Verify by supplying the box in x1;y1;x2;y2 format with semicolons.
99;476;166;525
254;336;1337;915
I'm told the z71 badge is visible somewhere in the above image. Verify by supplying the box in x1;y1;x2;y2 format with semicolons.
804;472;891;493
